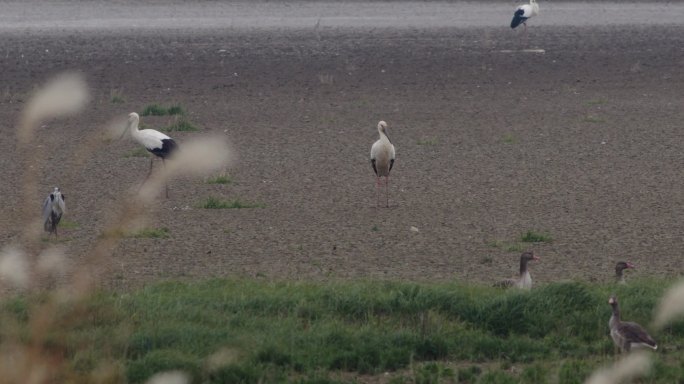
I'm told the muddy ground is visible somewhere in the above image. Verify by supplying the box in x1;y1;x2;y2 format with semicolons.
0;3;683;290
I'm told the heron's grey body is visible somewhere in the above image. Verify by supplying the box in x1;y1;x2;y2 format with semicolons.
42;187;65;235
370;120;395;207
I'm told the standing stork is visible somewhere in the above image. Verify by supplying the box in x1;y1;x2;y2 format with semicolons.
121;112;178;198
370;120;395;208
42;187;65;236
511;0;539;37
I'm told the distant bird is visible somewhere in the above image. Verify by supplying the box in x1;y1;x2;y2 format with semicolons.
494;251;540;289
370;121;395;208
615;261;635;284
42;187;65;236
511;0;539;32
608;295;657;353
121;112;178;198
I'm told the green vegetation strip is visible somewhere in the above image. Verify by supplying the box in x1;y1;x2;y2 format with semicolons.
200;197;264;209
2;279;683;383
140;104;185;117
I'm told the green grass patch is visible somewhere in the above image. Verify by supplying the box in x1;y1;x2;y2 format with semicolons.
502;133;516;144
59;219;80;229
163;118;199;132
520;231;552;243
199;197;264;209
585;99;607;106
2;279;683;383
140;104;185;117
206;174;233;185
416;138;438;146
583;115;605;123
110;90;126;104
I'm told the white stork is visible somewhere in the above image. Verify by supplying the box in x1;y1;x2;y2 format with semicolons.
121;112;178;198
511;0;539;34
370;121;395;208
42;187;65;236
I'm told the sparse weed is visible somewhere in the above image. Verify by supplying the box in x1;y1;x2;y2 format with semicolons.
502;133;516;144
59;219;80;229
206;174;232;184
110;90;126;104
586;99;607;106
371;225;379;232
163;118;198;132
520;231;552;243
124;147;151;158
583;115;605;123
141;104;185;117
417;138;438;146
199;197;264;209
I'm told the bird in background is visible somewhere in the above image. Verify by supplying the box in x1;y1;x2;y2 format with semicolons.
42;187;65;236
370;120;395;208
121;112;178;198
494;251;540;289
615;261;635;284
511;0;539;36
608;295;657;353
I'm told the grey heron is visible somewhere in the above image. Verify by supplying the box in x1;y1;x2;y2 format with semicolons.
42;187;65;236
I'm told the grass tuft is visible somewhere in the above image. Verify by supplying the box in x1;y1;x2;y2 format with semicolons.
110;90;126;104
206;174;232;185
59;219;80;229
163;118;198;132
583;115;605;123
502;133;516;144
199;197;264;209
140;104;185;117
585;99;607;106
417;138;438;146
520;231;552;243
124;148;151;158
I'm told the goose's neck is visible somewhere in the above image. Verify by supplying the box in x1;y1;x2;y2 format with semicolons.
519;259;529;275
610;303;621;324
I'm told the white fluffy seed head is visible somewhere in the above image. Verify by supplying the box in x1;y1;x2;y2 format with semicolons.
37;246;67;276
145;371;189;384
19;72;90;143
653;279;684;329
0;246;29;289
584;352;652;384
138;136;235;202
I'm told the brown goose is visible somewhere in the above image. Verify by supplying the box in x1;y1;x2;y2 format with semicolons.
494;251;539;289
608;296;657;353
615;261;635;284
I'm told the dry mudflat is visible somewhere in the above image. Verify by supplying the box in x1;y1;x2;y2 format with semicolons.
0;2;683;290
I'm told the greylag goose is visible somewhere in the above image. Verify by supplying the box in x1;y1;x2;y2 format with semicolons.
42;187;65;236
494;251;539;289
608;295;657;353
370;121;395;208
615;261;635;284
